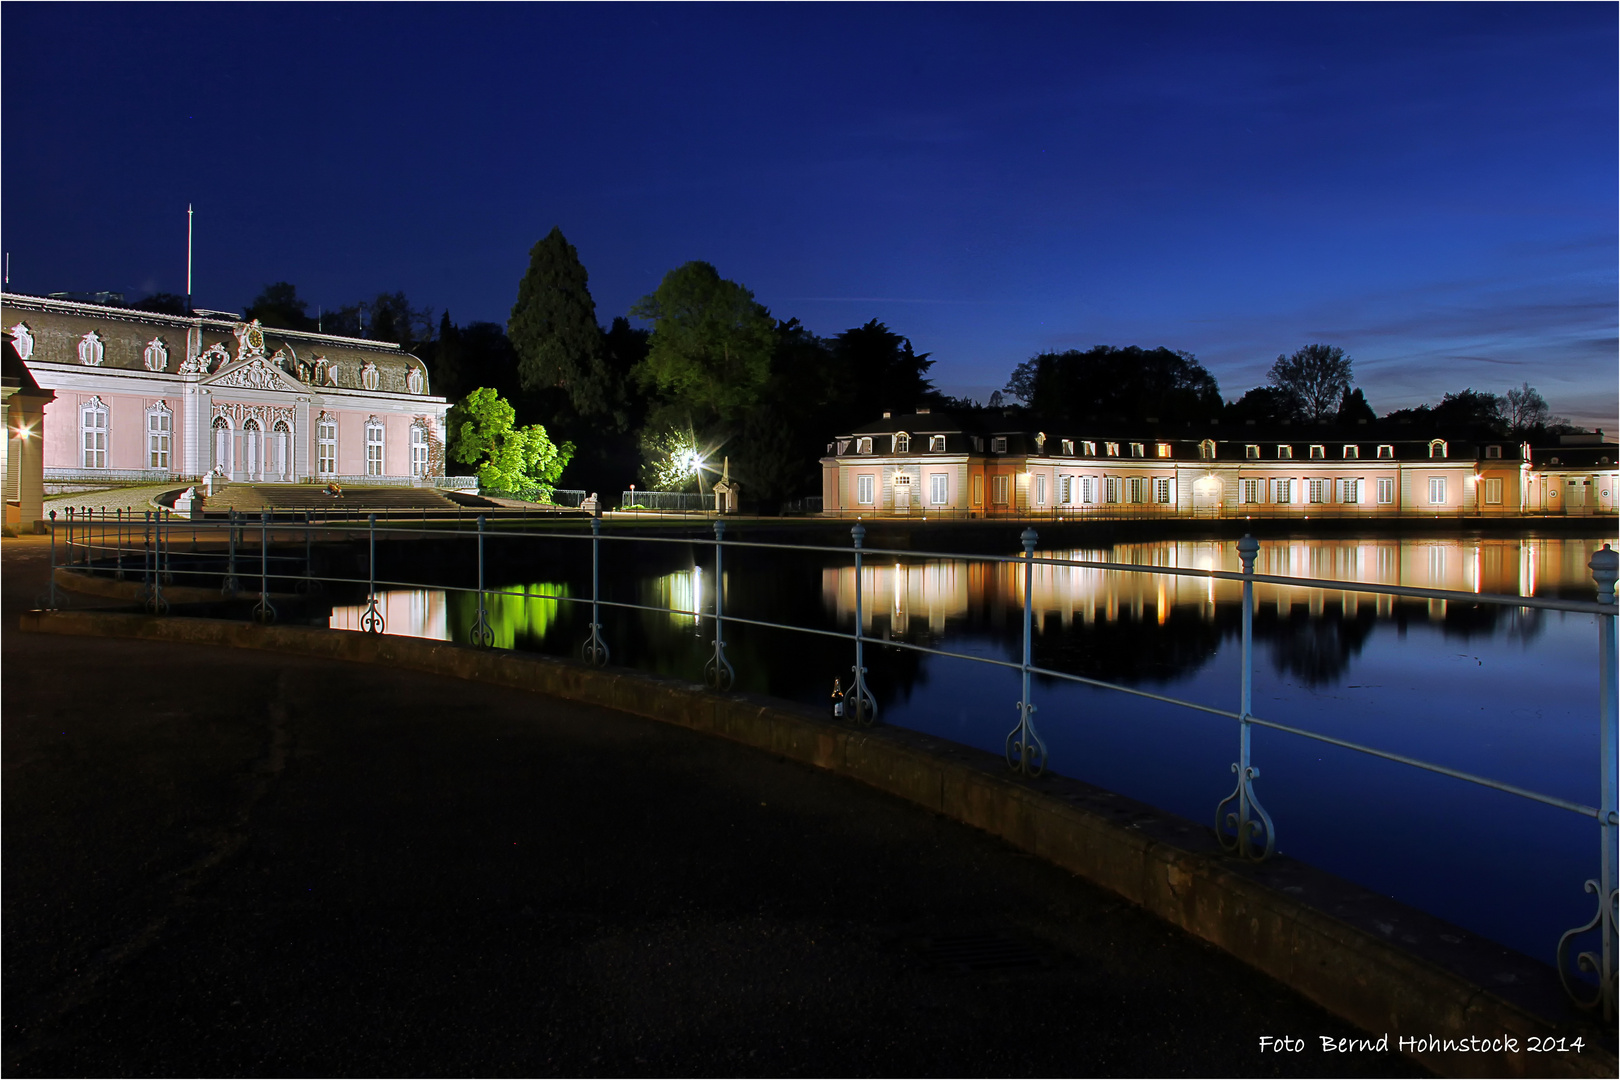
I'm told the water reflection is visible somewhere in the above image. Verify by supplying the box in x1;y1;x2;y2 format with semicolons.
332;581;569;651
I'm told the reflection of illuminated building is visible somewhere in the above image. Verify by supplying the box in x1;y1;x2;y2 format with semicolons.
330;582;567;647
822;538;1602;633
331;589;448;640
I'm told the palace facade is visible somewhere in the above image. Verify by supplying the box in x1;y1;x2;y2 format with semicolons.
2;293;451;491
821;409;1617;518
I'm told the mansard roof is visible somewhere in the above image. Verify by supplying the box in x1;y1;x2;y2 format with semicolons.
0;292;436;398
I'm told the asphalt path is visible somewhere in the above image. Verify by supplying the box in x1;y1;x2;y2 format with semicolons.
1;534;1418;1077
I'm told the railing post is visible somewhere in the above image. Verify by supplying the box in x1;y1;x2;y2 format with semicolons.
115;508;125;580
1217;534;1274;860
298;510;316;593
580;515;609;665
160;510;172;585
252;507;276;624
704;519;735;690
65;507;73;567
847;524;877;724
144;511;167;614
360;513;384;633
468;514;491;645
1560;543;1618;1017
1006;527;1047;775
224;510;240;594
46;510;58;609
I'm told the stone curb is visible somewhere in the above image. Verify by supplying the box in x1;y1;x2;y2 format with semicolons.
17;608;1616;1079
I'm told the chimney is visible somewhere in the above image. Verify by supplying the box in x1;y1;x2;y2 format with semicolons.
916;406;930;414
882;410;891;419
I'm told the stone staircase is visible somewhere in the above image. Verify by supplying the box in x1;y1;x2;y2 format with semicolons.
198;483;462;516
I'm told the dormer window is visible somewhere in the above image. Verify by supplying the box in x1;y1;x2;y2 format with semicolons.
1198;439;1216;460
991;436;1007;453
893;433;910;453
1343;445;1359;459
78;331;105;366
1429;439;1448;459
1034;432;1047;452
1309;445;1325;460
1485;445;1502;459
1277;445;1293;460
1377;445;1394;460
928;435;946;452
972;436;984;452
856;437;873;454
1082;441;1096;456
836;439;851;455
1105;442;1120;457
1060;439;1074;456
1156;443;1171;458
1129;442;1145;458
1245;444;1260;460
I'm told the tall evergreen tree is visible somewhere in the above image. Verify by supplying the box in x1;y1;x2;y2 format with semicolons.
508;227;609;417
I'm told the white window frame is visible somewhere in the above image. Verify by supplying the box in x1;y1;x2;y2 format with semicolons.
1484;477;1503;505
1343;445;1359;459
365;419;385;477
1308;478;1327;504
1104;476;1120;503
856;474;875;505
410;423;430;477
1156;443;1171;459
992;474;1010;505
317;416;337;476
1130;443;1145;458
1082;441;1096;456
1377;478;1394;505
929;473;948;506
78;331;105;366
1245;444;1260;460
1033;474;1047;506
1485;445;1502;460
1154;477;1171;503
1080;476;1095;504
1241;478;1260;504
1059;475;1073;503
1105;442;1120;457
81;397;109;469
1339;478;1360;504
213;416;233;476
1429;439;1448;460
1128;476;1146;503
1428;476;1447;504
145;403;172;470
856;437;873;455
1060;439;1074;456
893;433;910;454
1377;445;1394;460
991;437;1008;454
928;435;946;453
1309;445;1325;460
1274;478;1293;504
1277;445;1293;460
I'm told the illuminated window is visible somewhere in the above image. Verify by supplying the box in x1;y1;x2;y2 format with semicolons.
145;403;172;469
893;433;910;453
1309;479;1326;504
1128;476;1146;503
317;416;337;475
930;473;947;505
410;424;429;477
1245;444;1260;460
971;473;983;505
1277;445;1293;460
856;437;872;454
1082;441;1096;456
1105;442;1120;457
1485;445;1501;460
1377;445;1394;460
1310;445;1325;460
1377;478;1393;504
80;397;108;468
1241;478;1260;504
1339;478;1360;504
856;474;874;505
1274;478;1292;504
1429;440;1447;460
1428;477;1447;504
992;474;1009;504
1061;439;1074;456
1154;477;1171;503
1080;476;1095;503
365;419;384;476
1104;476;1120;503
929;435;946;452
1156;443;1171;458
1484;478;1502;504
1198;439;1215;460
1343;445;1359;459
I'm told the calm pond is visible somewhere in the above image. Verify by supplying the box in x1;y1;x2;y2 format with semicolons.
333;530;1613;972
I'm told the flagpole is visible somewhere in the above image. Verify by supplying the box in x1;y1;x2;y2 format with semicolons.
186;204;194;314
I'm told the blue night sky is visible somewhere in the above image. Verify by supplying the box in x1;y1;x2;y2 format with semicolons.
4;4;1615;429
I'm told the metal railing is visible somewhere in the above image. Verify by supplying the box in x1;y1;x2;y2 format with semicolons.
40;509;1619;1018
618;490;710;512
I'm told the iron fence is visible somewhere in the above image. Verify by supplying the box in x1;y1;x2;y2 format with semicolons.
40;507;1620;1019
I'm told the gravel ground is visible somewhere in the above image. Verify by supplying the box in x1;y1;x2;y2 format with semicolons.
2;534;1419;1078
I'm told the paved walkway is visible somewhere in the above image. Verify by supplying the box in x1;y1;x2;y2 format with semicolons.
1;533;1414;1077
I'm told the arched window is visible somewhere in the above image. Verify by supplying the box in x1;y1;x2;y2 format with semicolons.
145;402;173;470
213;416;232;476
365;417;384;476
78;331;105;366
1429;439;1448;460
410;423;429;477
406;365;425;394
272;420;292;481
81;397;109;468
243;419;263;481
316;414;337;476
360;361;380;391
144;337;169;372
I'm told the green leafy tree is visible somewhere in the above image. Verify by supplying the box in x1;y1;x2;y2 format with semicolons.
448;387;575;499
509;227;619;419
1268;344;1352;422
630;261;775;423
